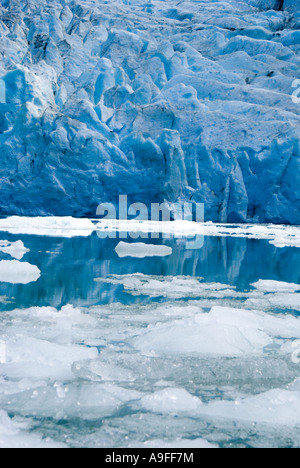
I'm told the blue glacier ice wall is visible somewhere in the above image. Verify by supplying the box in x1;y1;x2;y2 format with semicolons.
0;0;299;223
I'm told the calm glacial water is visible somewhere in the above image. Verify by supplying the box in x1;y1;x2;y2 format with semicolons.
0;230;300;448
0;232;299;311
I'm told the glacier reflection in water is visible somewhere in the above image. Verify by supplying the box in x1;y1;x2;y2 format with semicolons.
0;231;299;311
0;230;300;448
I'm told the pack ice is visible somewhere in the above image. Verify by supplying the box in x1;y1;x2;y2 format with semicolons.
1;278;300;447
0;0;299;223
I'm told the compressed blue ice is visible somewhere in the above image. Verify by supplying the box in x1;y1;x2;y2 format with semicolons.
0;0;299;223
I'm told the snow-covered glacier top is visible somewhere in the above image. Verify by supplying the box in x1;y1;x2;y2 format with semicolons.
0;0;299;223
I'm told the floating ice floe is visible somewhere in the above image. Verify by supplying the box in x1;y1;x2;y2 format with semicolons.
0;305;99;380
115;242;172;258
132;306;300;357
0;240;29;260
139;387;202;413
0;217;95;237
0;410;66;448
95;274;240;299
0;260;41;284
0;218;299;249
245;280;300;311
96;220;300;248
1;289;300;446
197;387;300;426
252;280;300;293
92;277;300;358
95;275;300;311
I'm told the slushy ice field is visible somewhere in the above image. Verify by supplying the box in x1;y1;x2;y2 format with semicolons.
0;218;300;448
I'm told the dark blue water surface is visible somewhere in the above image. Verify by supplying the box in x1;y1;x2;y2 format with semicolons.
0;231;299;312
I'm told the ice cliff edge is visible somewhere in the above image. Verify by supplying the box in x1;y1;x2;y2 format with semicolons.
0;0;299;224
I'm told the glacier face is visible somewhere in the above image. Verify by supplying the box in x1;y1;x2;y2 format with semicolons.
0;0;299;223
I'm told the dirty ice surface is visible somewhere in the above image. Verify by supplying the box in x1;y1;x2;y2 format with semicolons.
0;219;300;448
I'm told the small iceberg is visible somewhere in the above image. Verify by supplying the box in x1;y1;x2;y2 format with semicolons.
0;241;29;260
115;242;173;258
0;260;41;284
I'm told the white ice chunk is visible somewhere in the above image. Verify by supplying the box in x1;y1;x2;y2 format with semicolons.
198;388;300;426
140;388;202;414
115;242;172;258
0;217;96;237
0;410;66;448
252;280;300;293
246;281;300;311
0;240;29;260
97;274;300;311
133;306;300;357
2;336;98;380
72;359;135;382
0;260;41;284
0;382;140;421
